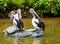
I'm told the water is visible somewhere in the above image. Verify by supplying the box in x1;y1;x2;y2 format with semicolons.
4;36;46;44
1;18;60;44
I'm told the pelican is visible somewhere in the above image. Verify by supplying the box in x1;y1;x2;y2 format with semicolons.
29;8;45;31
15;9;24;31
8;9;24;30
3;9;24;35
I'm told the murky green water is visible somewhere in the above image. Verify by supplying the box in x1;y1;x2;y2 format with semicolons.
0;18;60;44
3;36;46;44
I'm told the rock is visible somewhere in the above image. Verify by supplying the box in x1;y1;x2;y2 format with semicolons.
3;27;44;37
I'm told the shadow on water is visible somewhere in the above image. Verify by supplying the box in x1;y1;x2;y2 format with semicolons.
4;36;46;44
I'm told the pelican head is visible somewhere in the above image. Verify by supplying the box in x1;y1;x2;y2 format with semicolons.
29;8;36;18
16;9;22;19
17;9;21;13
29;8;39;19
8;11;15;18
29;8;34;14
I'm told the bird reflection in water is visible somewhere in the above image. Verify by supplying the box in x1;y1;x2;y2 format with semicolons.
11;36;46;44
6;37;46;44
33;38;46;44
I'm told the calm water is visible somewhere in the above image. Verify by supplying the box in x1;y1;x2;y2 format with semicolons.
4;36;46;44
0;18;60;44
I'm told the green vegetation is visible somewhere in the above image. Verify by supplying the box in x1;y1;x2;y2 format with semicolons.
0;0;7;11
0;18;60;44
34;0;60;16
0;0;60;18
0;0;60;44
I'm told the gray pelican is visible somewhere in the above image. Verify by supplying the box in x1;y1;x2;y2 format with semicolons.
29;8;45;31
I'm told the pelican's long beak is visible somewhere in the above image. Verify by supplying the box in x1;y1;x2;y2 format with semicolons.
29;8;40;19
33;10;40;19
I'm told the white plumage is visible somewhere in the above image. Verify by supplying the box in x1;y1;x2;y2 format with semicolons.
30;8;45;31
8;9;22;25
32;18;40;30
12;9;22;25
29;8;45;36
3;8;44;37
3;9;24;35
29;8;41;30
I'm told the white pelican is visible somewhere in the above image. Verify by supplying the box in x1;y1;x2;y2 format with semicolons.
8;9;24;30
15;9;24;30
29;8;45;31
3;9;24;35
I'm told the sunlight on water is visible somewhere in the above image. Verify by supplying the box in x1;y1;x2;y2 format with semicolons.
4;36;46;44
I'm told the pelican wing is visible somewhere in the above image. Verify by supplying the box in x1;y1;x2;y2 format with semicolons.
34;20;45;31
34;20;41;28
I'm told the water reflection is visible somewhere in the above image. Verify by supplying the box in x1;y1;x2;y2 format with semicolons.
33;38;46;44
5;36;46;44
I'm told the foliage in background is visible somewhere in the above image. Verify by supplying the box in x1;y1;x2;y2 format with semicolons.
33;0;60;16
0;0;7;11
0;0;7;18
5;0;34;10
0;0;60;18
